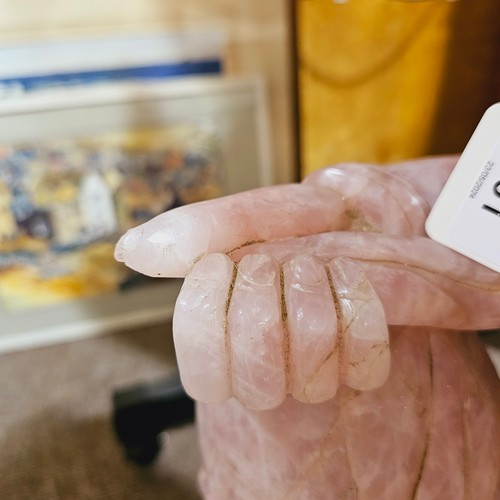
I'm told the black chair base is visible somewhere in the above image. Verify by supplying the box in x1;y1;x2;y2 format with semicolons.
112;373;195;466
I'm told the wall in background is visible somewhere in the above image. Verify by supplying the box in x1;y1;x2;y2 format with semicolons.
0;0;295;183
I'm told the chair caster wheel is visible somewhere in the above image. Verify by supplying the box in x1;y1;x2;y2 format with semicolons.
112;373;195;466
123;436;162;466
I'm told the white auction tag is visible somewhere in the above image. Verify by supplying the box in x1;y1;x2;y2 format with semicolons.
426;103;500;273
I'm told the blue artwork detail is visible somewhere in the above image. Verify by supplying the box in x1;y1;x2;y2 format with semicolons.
0;60;222;93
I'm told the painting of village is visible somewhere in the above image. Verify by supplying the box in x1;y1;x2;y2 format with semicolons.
0;124;223;310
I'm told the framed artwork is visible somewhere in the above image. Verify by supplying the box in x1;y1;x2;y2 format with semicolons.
0;31;224;96
0;76;272;352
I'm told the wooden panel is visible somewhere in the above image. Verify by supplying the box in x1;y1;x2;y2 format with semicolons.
428;2;500;155
297;0;455;175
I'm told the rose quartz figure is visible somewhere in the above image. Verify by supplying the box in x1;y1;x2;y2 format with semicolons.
116;157;500;499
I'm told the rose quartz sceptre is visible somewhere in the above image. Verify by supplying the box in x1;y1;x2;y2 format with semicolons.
116;157;500;499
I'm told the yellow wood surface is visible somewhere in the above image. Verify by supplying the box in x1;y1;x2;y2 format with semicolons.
298;0;456;176
0;0;294;183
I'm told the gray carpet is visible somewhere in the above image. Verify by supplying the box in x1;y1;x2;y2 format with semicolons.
1;325;498;500
0;323;201;500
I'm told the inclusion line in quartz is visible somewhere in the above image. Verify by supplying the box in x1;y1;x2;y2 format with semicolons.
115;183;346;278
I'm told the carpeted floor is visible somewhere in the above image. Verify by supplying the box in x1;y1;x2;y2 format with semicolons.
0;323;200;500
1;325;499;500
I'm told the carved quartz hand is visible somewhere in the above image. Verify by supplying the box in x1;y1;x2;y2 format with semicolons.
116;157;500;499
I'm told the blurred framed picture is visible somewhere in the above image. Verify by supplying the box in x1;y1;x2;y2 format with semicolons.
0;31;225;97
0;76;272;352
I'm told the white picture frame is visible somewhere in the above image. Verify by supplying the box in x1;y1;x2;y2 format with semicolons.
0;76;273;353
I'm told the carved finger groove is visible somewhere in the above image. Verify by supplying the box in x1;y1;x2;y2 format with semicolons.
279;264;291;393
325;265;345;364
224;263;238;382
